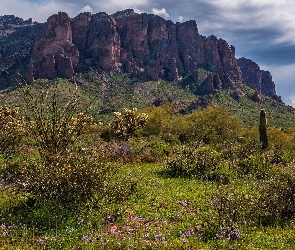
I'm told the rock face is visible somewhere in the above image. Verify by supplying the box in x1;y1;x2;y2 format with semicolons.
27;10;243;88
28;12;79;82
0;10;280;100
0;15;33;37
237;57;276;97
0;15;43;88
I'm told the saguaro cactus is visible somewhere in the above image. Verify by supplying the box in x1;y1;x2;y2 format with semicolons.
259;109;268;150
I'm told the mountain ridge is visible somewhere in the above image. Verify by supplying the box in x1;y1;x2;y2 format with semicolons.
0;10;280;102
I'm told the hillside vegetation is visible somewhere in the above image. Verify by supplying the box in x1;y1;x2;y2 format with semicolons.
1;72;295;127
1;77;295;249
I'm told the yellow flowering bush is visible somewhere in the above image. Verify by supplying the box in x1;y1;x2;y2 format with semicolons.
0;106;25;156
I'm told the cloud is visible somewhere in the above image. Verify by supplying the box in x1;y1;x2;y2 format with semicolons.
78;5;93;13
151;8;169;18
178;16;183;22
132;7;144;14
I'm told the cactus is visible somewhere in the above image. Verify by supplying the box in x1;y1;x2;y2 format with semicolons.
259;109;268;150
110;108;148;139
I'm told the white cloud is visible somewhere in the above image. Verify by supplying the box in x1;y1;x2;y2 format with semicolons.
178;16;183;22
151;8;169;18
208;0;295;45
133;7;143;14
78;5;93;14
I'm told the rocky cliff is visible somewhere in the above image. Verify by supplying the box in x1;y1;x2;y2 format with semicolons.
27;10;242;89
0;15;34;37
0;10;277;99
237;57;276;98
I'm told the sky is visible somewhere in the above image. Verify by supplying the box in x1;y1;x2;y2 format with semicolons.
1;0;295;106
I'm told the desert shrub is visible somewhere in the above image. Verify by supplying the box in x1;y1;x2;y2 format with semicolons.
236;152;273;179
17;81;93;164
269;148;295;165
15;152;113;207
3;80;137;208
216;138;273;179
141;104;175;136
204;182;260;242
0;106;25;156
2;151;136;208
258;166;295;225
166;143;224;180
108;108;148;139
179;106;241;144
268;126;294;150
129;136;175;162
208;166;295;232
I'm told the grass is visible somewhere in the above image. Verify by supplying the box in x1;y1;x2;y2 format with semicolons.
2;161;295;249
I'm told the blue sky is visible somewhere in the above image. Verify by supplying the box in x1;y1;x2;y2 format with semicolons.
1;0;295;106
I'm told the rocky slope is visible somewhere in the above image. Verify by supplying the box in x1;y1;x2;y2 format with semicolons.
237;57;278;98
0;10;278;100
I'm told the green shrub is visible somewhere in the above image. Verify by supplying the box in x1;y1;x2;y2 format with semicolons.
166;143;223;180
3;80;137;208
184;106;241;144
0;106;25;156
205;182;260;242
15;152;113;207
236;153;272;179
258;166;295;225
17;82;93;164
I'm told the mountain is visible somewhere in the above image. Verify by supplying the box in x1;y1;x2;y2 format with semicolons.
0;9;279;101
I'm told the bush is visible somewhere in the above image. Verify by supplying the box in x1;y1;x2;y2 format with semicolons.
3;80;137;208
15;152;113;207
166;143;223;180
17;81;93;164
0;106;25;156
205;182;259;241
258;166;295;224
183;106;241;144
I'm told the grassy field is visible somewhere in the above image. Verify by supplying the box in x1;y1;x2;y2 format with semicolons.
2;161;295;249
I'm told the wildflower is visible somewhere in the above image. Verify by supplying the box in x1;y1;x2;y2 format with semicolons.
37;238;45;245
82;235;89;244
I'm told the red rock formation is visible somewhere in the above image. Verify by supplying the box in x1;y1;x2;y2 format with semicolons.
28;10;243;88
29;12;79;81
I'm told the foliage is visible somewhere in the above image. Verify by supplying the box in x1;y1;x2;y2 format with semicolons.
14;152;114;207
0;80;137;209
0;106;25;156
258;165;295;224
166;143;223;181
184;106;241;144
108;108;148;139
17;81;93;163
